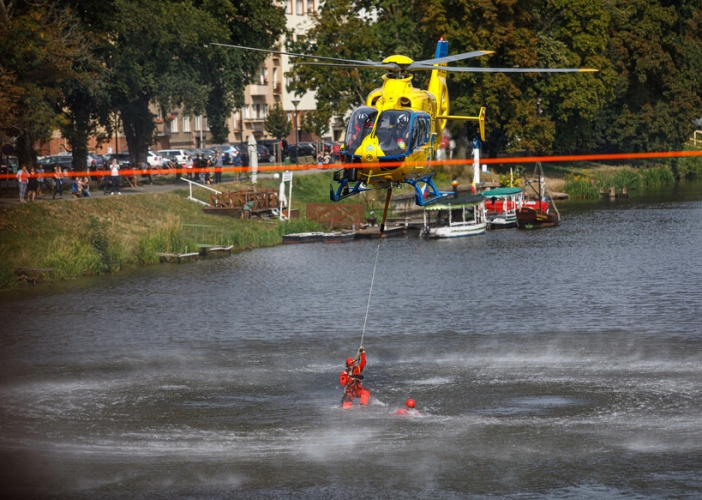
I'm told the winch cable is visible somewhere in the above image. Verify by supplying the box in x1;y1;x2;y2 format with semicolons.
359;236;382;352
359;188;392;352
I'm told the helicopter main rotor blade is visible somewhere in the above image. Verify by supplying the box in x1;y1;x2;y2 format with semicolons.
209;42;382;67
410;65;598;73
412;50;494;67
297;62;401;71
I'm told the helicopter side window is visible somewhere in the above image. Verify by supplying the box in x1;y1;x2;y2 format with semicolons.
410;115;424;150
345;107;377;153
414;114;429;148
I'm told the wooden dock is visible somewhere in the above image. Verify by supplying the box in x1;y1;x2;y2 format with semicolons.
156;245;234;262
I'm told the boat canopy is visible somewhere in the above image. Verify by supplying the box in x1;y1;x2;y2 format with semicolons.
481;187;523;197
424;194;485;210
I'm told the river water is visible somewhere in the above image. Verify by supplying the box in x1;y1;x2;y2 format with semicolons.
1;182;702;499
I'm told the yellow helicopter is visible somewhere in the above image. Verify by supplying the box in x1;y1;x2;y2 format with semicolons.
213;39;596;228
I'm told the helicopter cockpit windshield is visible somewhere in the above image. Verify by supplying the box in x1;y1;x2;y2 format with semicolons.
345;107;378;153
375;110;413;158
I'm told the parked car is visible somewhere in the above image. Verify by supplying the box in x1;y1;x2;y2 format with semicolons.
146;151;162;168
194;148;215;162
286;143;316;164
1;156;19;174
235;143;274;163
87;153;105;170
38;154;74;171
157;149;192;167
104;153;132;169
260;139;287;161
210;144;241;165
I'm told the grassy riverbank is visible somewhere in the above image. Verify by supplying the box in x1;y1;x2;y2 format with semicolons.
2;158;698;291
0;179;324;290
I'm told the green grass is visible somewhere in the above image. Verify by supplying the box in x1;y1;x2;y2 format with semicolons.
0;186;310;288
562;165;676;199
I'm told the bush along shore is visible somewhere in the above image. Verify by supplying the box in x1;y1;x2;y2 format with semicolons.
0;185;321;291
561;153;702;199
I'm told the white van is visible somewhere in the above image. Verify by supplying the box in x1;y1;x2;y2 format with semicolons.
157;149;193;166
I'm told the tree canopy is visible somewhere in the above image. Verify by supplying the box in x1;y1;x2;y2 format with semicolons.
1;0;287;167
288;0;702;156
3;0;701;166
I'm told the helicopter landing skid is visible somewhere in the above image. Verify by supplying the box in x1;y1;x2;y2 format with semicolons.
330;179;371;202
406;174;452;206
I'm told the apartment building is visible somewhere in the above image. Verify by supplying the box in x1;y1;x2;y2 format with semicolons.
154;0;336;151
37;3;338;156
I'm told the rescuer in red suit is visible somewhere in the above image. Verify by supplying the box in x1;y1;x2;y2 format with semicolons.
340;347;367;406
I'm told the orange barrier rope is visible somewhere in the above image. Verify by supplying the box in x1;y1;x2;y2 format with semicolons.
3;149;701;180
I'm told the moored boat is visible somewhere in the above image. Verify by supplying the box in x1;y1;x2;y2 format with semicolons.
516;162;561;229
421;194;487;238
483;187;523;229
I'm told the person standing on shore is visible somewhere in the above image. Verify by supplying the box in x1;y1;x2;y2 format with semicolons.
109;158;121;195
16;165;29;203
26;166;38;202
214;153;223;184
36;164;45;199
52;165;64;199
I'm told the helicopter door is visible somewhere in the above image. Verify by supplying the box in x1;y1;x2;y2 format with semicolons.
410;113;430;150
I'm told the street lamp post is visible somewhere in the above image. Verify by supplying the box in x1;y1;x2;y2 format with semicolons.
291;99;300;145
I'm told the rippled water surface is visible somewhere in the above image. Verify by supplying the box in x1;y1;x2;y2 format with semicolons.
2;183;702;499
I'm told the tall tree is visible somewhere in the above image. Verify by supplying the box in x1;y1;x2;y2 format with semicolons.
287;0;387;123
100;0;286;165
0;0;96;168
594;0;702;153
301;109;331;138
264;103;292;140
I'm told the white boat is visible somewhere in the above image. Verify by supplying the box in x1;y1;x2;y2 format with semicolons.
422;194;487;239
483;187;523;229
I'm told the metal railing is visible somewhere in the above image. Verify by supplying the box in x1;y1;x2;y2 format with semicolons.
180;178;221;206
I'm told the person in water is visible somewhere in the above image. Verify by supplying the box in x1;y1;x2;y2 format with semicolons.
340;347;368;407
394;398;420;416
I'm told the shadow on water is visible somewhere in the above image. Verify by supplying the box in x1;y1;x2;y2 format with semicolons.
1;181;702;498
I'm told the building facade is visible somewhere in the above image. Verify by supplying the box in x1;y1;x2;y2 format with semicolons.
37;3;338;157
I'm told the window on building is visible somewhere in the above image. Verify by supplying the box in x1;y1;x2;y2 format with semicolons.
296;0;303;15
157;108;163;120
183;116;190;132
263;104;268;118
260;67;267;85
273;68;278;87
205;117;210;131
244;105;249;119
195;115;202;131
286;0;292;14
170;116;178;133
233;110;239;129
307;0;314;13
255;104;261;119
